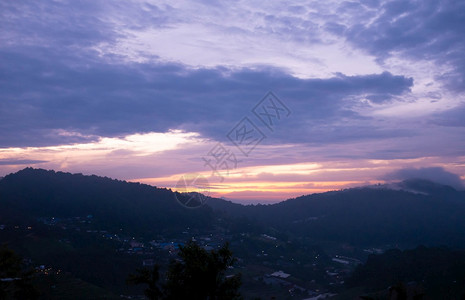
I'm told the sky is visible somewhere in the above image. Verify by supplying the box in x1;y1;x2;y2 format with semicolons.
1;0;465;203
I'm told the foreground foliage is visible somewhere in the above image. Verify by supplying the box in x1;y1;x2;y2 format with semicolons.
128;241;242;300
0;245;38;300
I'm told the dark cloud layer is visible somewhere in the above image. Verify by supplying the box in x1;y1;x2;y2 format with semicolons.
432;105;465;128
340;0;465;91
383;167;464;190
5;0;458;159
0;44;413;147
0;159;47;166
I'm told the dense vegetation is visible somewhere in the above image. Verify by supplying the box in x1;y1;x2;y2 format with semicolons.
210;180;465;247
0;245;38;299
128;241;241;300
0;168;213;237
346;246;465;299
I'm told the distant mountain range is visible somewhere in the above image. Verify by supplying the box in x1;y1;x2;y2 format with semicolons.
1;168;465;247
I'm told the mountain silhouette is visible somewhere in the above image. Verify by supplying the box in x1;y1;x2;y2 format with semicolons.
0;168;213;236
1;168;465;247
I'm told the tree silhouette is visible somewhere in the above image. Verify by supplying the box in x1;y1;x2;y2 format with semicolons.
0;245;38;300
127;265;162;300
389;282;407;300
128;241;242;300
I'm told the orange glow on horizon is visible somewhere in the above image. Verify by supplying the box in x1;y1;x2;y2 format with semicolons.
131;174;384;203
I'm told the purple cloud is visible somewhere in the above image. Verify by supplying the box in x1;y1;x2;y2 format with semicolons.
382;167;464;190
338;0;465;91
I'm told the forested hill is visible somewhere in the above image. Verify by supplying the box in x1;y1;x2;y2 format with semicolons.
209;179;465;247
0;168;213;236
1;168;465;247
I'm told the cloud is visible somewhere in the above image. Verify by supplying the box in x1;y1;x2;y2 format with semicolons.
431;104;465;127
0;42;413;148
0;159;48;166
339;0;465;91
0;0;463;171
0;0;424;153
0;0;176;49
0;1;119;48
382;167;464;190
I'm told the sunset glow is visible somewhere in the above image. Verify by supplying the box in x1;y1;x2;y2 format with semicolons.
1;0;464;203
